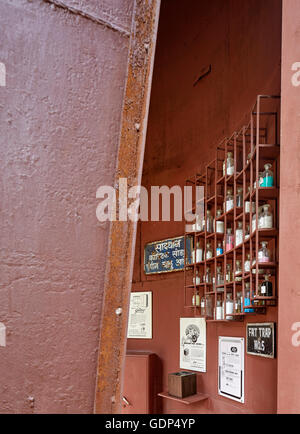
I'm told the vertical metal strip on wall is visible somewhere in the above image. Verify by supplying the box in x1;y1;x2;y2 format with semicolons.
94;0;161;414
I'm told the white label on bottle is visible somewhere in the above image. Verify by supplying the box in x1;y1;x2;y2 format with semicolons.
263;215;273;229
252;218;257;232
196;249;203;263
261;284;266;295
227;166;234;176
226;199;234;212
206;251;212;259
235;230;243;246
216;306;223;320
216;221;224;233
244;261;250;272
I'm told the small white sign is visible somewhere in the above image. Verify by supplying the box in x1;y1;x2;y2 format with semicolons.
180;318;206;373
218;336;244;403
127;292;152;339
0;323;6;347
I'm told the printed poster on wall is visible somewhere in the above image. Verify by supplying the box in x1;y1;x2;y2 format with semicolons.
218;336;245;403
127;292;152;339
180;318;206;373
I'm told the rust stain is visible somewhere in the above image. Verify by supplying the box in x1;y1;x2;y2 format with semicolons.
94;0;161;414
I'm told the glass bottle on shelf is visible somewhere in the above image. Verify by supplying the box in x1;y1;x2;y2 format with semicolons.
235;291;242;314
262;163;274;187
195;214;202;232
244;282;254;313
225;188;234;212
216;266;224;286
216;242;223;256
259;204;273;229
226;263;232;283
205;266;212;284
225;228;234;251
206;209;214;233
244;253;251;273
235;260;242;281
258;241;271;263
215;299;224;320
254;287;265;306
261;274;273;297
225;293;234;320
235;221;243;246
215;209;224;234
195;241;203;263
193;269;201;285
252;206;262;233
223;152;234;176
236;187;243;208
206;295;213;318
192;290;200;307
254;172;264;189
200;296;206;315
206;242;213;260
244;224;250;241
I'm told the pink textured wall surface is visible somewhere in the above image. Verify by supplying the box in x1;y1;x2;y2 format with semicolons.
0;0;133;413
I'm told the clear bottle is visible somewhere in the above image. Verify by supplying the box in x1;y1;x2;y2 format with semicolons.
261;274;273;297
262;163;274;187
206;295;213;318
244;224;250;241
225;293;234;320
205;266;212;284
252;206;263;233
225;188;234;212
215;299;224;320
206;242;213;260
260;204;273;229
226;263;232;283
236;187;243;208
192;290;200;307
223;152;234;176
206;209;214;233
193;269;201;285
258;241;271;263
215;209;224;234
235;260;242;281
254;172;264;189
200;296;206;316
195;241;203;263
244;282;254;313
235;221;243;246
225;228;234;251
235;291;242;314
195;214;202;232
244;253;251;273
216;242;223;257
216;266;224;286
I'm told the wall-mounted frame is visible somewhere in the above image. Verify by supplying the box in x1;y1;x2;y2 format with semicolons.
218;336;244;403
246;323;275;358
180;317;206;373
127;292;152;339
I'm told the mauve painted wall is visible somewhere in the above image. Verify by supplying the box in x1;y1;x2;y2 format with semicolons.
0;0;133;413
128;0;282;414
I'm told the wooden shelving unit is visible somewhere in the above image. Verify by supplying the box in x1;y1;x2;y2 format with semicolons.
184;95;280;321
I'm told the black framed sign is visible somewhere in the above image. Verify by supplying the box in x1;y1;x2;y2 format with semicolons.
246;323;275;358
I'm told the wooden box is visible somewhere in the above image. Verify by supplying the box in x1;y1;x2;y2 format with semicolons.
168;371;196;398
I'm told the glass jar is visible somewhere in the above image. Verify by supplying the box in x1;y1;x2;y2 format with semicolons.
262;163;274;187
235;291;242;314
226;263;232;283
195;241;203;263
225;228;234;251
244;253;251;273
244;282;254;313
216;266;224;286
216;242;223;257
215;209;224;234
254;172;264;189
206;209;213;233
235;260;242;281
225;188;234;212
200;296;206;316
215;299;224;320
235;221;243;246
223;152;234;176
236;187;243;208
260;204;273;229
206;242;213;260
195;214;202;232
225;293;234;320
193;269;201;285
205;266;212;284
245;198;255;214
261;274;273;297
258;241;271;263
252;206;262;233
192;291;200;307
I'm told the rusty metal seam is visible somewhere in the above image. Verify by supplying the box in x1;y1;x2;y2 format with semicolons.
43;0;130;37
94;0;161;414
